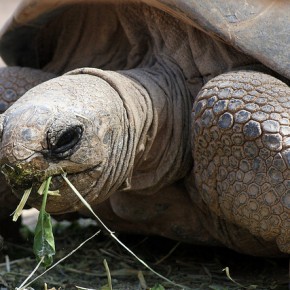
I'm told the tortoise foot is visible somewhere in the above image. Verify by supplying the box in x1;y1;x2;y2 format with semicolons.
87;183;218;246
193;70;290;254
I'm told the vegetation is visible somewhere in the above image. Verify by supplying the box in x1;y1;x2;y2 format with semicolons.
0;176;289;289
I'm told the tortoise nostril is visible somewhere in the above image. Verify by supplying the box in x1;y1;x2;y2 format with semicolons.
47;125;83;158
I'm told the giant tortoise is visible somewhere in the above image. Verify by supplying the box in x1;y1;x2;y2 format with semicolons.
0;0;290;257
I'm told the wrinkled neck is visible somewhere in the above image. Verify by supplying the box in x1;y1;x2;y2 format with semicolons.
122;58;193;194
68;68;151;202
73;60;192;197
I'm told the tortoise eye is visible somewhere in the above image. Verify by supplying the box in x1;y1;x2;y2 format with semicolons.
48;125;83;158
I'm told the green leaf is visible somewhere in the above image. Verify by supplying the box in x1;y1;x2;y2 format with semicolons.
33;177;55;268
33;210;55;267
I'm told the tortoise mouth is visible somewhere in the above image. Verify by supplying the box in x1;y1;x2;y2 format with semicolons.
6;162;103;214
9;172;78;213
1;163;43;191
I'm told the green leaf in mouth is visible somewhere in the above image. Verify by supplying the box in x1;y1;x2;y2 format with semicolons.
33;176;56;268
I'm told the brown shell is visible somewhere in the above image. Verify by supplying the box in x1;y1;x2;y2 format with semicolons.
1;0;290;78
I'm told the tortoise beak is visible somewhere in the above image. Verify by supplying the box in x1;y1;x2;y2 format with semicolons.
0;156;49;190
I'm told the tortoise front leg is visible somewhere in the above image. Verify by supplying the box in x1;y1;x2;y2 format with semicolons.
0;66;54;238
0;66;55;113
90;183;218;246
191;71;290;255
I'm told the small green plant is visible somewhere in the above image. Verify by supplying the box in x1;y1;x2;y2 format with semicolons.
12;177;56;268
13;174;187;290
33;177;55;268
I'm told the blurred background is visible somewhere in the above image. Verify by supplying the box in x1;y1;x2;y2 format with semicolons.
0;0;21;66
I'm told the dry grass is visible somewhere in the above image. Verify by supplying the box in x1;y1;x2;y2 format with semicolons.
0;218;289;290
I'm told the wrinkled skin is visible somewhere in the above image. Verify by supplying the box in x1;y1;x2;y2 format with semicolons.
190;71;290;254
1;3;290;257
1;72;129;212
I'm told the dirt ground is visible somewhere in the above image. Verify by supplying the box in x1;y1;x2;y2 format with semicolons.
1;217;289;290
0;1;290;289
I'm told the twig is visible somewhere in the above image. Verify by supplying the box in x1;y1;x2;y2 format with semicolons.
18;230;101;289
223;267;257;289
5;255;10;272
60;266;142;277
75;287;96;290
0;257;32;268
137;271;147;289
62;173;188;289
154;242;181;265
16;256;44;289
0;275;8;287
99;248;124;260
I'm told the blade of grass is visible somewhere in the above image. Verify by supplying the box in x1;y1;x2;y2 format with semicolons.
18;230;101;289
16;256;44;290
38;179;60;196
62;173;188;289
76;287;97;290
37;181;46;195
12;187;32;222
103;259;113;290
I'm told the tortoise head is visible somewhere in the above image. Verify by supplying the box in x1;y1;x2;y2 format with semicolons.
0;71;129;213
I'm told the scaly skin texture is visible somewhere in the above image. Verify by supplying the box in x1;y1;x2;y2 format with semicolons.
0;64;192;213
0;64;213;246
3;67;290;256
191;71;290;254
0;67;54;239
0;67;55;113
1;3;290;257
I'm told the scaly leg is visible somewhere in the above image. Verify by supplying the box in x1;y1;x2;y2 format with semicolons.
191;70;290;255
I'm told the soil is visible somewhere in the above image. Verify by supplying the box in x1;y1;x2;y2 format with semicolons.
0;1;289;289
1;217;289;290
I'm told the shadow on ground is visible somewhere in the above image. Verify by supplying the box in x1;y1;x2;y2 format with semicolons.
0;217;288;290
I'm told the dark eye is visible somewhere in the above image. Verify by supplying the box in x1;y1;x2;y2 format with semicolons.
49;126;83;158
